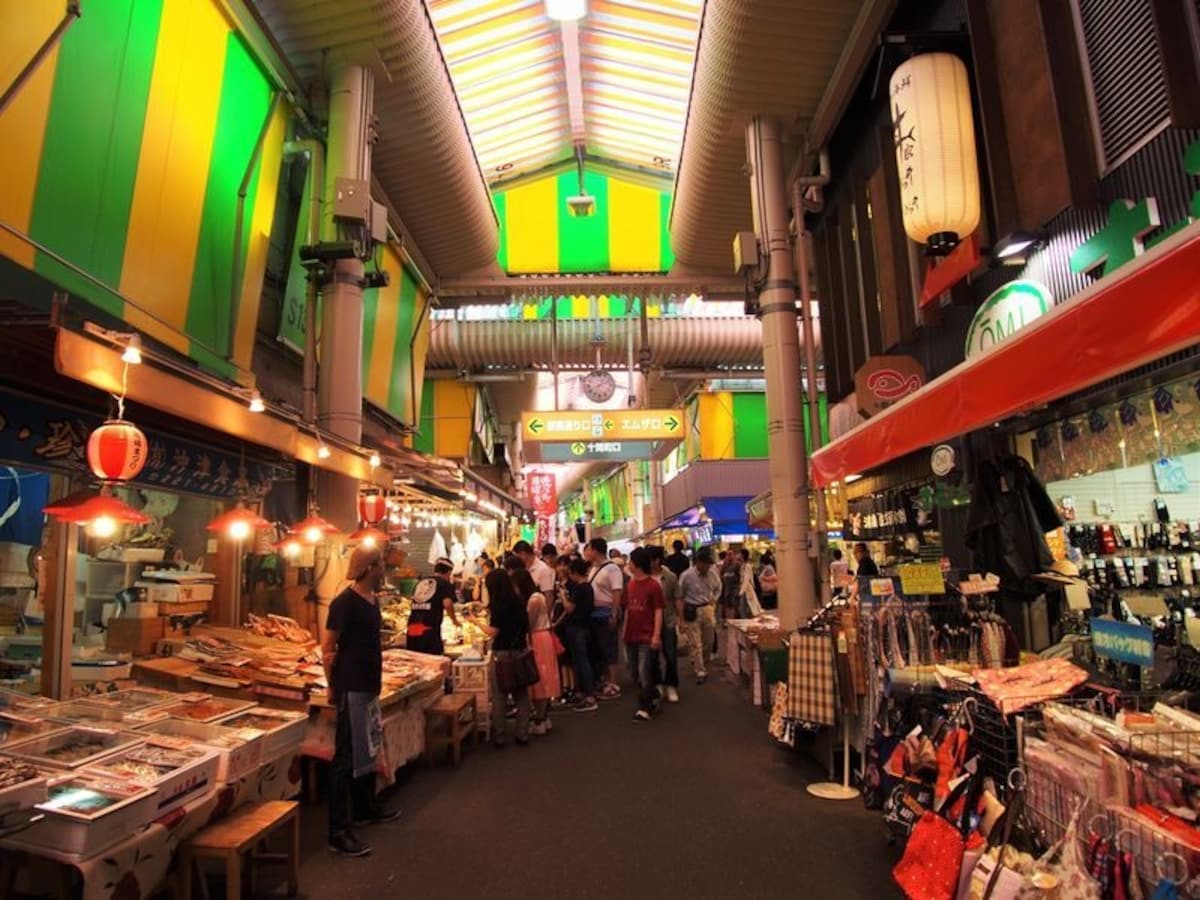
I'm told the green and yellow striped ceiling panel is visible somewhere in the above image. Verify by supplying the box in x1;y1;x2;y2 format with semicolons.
361;244;431;426
493;169;674;274
0;0;286;379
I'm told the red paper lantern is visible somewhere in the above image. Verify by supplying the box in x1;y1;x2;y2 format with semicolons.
87;419;148;482
358;493;386;526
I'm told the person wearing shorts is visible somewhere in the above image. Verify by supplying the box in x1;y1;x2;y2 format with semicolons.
584;537;624;699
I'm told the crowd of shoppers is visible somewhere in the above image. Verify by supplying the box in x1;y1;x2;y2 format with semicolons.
323;535;786;855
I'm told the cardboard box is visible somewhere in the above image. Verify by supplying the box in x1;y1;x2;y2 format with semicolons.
105;617;165;656
139;582;214;605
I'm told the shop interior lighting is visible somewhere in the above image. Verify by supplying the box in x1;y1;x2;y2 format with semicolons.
291;513;339;544
991;231;1044;263
120;334;143;365
349;526;389;548
44;489;150;530
206;506;271;541
545;0;586;21
844;473;863;483
247;390;265;413
369;451;381;469
317;443;332;460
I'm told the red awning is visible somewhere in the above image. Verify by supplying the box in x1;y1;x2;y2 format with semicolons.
810;222;1200;487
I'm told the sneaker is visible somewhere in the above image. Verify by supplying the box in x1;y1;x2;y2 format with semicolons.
573;698;599;712
328;831;371;857
633;709;651;722
599;683;622;700
544;718;554;733
530;721;547;736
696;673;707;684
666;686;680;703
353;807;402;826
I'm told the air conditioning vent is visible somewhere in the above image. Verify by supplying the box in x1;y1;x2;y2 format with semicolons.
1077;0;1171;170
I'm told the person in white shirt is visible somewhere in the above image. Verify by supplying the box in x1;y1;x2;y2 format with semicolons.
514;540;556;596
585;537;625;699
678;548;721;683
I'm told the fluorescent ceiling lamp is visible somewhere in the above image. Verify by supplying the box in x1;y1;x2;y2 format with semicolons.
248;390;265;413
545;0;586;21
992;231;1044;261
844;473;863;483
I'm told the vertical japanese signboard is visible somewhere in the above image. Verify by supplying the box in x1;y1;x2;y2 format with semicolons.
528;472;557;551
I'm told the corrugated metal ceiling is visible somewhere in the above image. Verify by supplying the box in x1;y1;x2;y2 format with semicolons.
426;0;702;184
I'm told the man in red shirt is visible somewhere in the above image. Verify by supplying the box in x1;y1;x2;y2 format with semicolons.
623;547;665;722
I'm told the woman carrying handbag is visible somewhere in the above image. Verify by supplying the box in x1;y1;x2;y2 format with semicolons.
479;569;537;747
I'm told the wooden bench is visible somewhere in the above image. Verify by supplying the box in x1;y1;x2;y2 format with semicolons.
178;800;299;900
423;692;477;766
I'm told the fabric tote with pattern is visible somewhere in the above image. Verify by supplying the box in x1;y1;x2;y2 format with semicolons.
786;631;836;725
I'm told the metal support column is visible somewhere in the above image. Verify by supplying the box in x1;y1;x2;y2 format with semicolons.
746;117;818;629
317;65;372;531
792;184;832;607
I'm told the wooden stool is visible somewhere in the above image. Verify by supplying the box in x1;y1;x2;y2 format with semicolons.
423;693;477;766
179;800;299;900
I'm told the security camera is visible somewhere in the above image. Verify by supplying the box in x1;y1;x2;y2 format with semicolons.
566;194;596;217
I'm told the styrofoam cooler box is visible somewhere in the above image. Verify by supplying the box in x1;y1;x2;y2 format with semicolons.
134;719;263;784
44;700;170;729
451;657;491;693
138;581;215;605
0;765;49;815
214;707;307;758
1;726;145;771
7;773;157;858
84;743;219;817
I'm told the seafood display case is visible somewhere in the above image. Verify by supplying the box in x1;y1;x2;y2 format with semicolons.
159;694;255;724
133;718;263;784
215;706;308;758
44;700;170;729
0;725;145;771
6;772;158;857
84;741;219;816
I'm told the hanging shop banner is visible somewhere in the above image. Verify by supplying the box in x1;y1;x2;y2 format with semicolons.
1090;617;1154;667
854;356;926;417
0;393;288;499
963;280;1053;360
522;409;684;442
898;563;946;595
528;472;557;550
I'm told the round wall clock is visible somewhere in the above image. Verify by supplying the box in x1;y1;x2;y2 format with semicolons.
581;369;617;403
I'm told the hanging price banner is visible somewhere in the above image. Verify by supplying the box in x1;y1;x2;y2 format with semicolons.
898;563;946;595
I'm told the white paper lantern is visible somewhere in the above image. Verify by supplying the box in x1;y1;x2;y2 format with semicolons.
889;53;981;253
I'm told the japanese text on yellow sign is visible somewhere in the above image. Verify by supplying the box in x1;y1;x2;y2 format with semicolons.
522;409;684;442
898;563;946;595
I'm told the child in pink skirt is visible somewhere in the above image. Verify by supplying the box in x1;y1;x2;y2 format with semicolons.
527;592;562;735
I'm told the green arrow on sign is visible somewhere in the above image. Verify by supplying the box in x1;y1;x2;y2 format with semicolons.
529;418;544;435
603;418;615;431
664;415;680;431
571;442;586;456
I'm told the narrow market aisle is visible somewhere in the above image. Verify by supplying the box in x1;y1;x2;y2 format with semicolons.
296;670;898;900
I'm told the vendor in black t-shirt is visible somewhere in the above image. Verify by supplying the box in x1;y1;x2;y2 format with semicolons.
406;558;460;655
322;545;400;858
853;542;880;577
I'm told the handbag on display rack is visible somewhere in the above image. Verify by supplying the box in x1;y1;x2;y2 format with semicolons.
894;811;967;900
494;649;540;693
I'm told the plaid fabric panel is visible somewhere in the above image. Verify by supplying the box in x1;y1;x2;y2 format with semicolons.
786;631;836;725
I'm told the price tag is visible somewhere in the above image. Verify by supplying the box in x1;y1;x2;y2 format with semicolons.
898;563;946;595
959;573;1001;596
869;578;895;597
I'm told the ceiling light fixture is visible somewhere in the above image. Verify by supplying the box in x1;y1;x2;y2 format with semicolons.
121;334;143;365
545;0;586;21
369;451;381;469
317;443;331;460
248;390;265;413
991;231;1045;264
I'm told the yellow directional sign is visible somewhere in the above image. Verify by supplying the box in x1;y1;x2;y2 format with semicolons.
521;409;685;442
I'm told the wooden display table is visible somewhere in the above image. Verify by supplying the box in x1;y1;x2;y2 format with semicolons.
423;693;478;766
179;800;299;900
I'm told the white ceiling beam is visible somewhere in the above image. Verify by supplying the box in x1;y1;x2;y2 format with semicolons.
560;20;587;143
